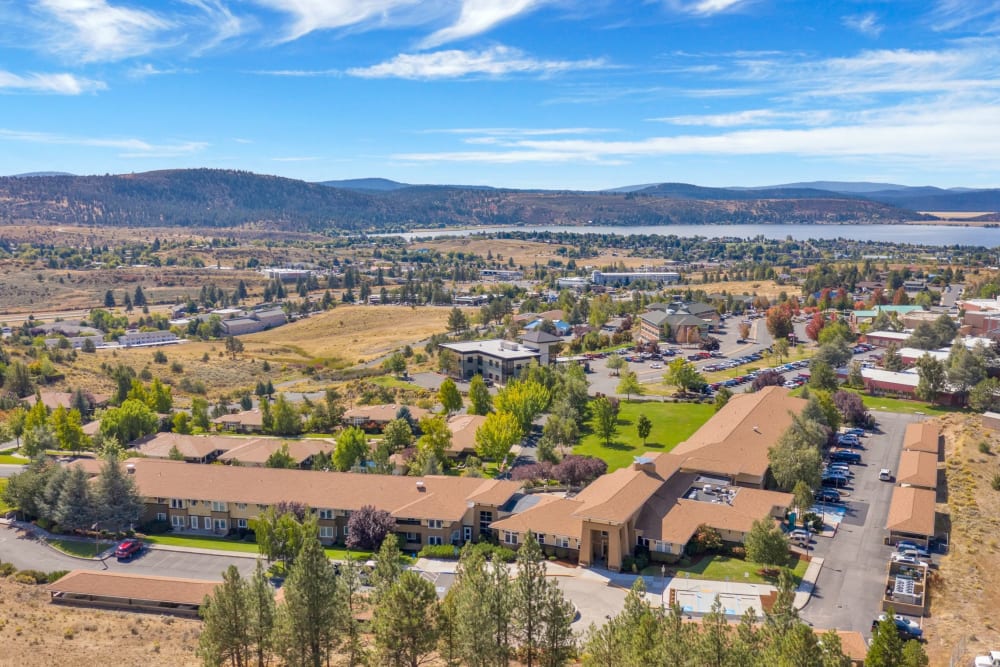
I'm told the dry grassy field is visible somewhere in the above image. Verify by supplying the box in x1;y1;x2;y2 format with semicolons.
921;413;1000;666
918;212;994;221
413;237;571;268
0;576;201;666
244;304;466;365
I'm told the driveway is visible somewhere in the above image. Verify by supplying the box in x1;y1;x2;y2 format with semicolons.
799;411;923;636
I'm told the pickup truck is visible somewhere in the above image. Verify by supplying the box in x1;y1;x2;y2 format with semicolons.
975;651;1000;667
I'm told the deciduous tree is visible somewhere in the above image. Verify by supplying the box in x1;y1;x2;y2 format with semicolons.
636;413;652;445
475;410;522;463
592;396;618;446
438;378;463;415
744;516;790;568
333;426;368;472
346;504;395;551
468;374;493;415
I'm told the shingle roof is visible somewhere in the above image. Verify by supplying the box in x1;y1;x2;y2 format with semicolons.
902;422;941;455
886;486;936;536
570;454;683;524
520;330;562;344
218;438;334;465
212;409;264;427
127;459;520;522
133;432;246;459
896;450;938;489
491;496;583;538
446;414;486;455
47;570;219;606
343;403;430;423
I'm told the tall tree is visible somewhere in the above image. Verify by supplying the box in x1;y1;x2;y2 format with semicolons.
382;417;414;451
538;577;576;667
271;394;302;436
370;533;404;606
915;353;947;402
53;465;95;533
438;378;463;415
513;532;548;667
616;369;642;401
592;396;619;446
275;517;340;667
333;426;368;472
94;451;143;533
494;380;551;434
664;358;706;394
447;307;469;334
468;374;493;415
605;354;625;376
373;570;440;667
866;610;904;667
636;413;652;445
245;560;276;667
744;516;790;568
198;565;251;667
417;414;453;467
474;410;522;463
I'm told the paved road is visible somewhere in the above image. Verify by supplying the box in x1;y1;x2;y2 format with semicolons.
0;464;26;478
0;524;256;580
800;411;923;636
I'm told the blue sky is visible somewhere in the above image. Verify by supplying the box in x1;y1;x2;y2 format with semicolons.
1;0;999;190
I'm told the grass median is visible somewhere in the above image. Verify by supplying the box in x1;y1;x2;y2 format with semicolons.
47;538;109;558
643;552;809;586
141;533;375;561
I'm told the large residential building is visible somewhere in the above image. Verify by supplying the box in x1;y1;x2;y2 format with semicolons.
492;386;803;570
591;270;680;287
123;458;522;549
439;339;542;384
118;330;179;347
637;311;708;344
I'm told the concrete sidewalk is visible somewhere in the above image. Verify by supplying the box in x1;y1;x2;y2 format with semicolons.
793;556;824;610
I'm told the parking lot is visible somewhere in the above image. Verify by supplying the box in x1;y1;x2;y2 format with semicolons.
800;410;926;637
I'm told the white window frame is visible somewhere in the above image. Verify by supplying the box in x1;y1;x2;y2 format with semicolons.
319;526;335;539
190;515;199;529
405;532;419;542
211;501;227;512
156;512;167;522
504;531;517;545
237;518;248;529
537;534;545;545
171;515;185;528
214;519;227;532
428;519;443;529
170;498;184;509
318;509;333;520
463;526;473;542
428;536;443;546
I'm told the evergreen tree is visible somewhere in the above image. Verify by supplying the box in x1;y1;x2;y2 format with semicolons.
94;451;143;533
513;532;549;667
198;565;251;667
53;465;94;533
373;570;440;667
103;290;116;308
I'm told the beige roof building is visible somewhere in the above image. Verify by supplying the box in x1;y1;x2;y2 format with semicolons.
47;570;219;618
213;409;264;433
896;450;938;490
902;422;942;456
446;413;487;456
218;438;334;467
343;403;430;427
24;390;109;411
493;387;802;571
133;432;244;463
886;486;937;542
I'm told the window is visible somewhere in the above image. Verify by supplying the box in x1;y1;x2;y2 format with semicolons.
170;498;184;509
214;519;227;531
343;526;349;538
428;519;443;529
319;526;335;539
504;531;517;545
479;511;493;533
451;531;461;545
211;501;227;512
405;532;421;543
318;509;334;520
463;526;473;542
537;534;545;545
237;503;247;510
237;519;248;529
556;536;571;549
637;536;650;548
190;516;199;529
171;515;185;528
654;541;671;554
156;512;167;522
428;536;443;546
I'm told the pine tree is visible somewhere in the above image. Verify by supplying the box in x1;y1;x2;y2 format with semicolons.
538;578;576;667
513;532;548;667
198;565;251;667
244;561;276;667
336;558;368;666
373;569;440;667
54;465;95;533
453;546;500;667
94;451;143;534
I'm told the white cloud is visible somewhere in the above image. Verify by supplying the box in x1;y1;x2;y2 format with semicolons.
347;45;608;79
128;63;196;79
669;0;749;17
248;0;426;42
181;0;249;52
420;0;546;48
650;109;834;127
423;127;615;136
929;0;1000;33
0;128;207;157
843;12;883;38
392;102;1000;165
252;69;341;77
35;0;174;63
0;70;106;94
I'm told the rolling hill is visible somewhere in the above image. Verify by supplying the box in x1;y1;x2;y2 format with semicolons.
0;169;930;232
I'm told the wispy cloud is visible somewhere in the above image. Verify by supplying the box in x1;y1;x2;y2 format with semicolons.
422;127;616;136
347;45;608;79
929;0;1000;33
0;128;207;157
35;0;174;63
420;0;547;48
248;0;428;43
128;63;196;79
251;68;341;77
650;109;834;127
669;0;750;17
0;70;106;95
843;12;883;38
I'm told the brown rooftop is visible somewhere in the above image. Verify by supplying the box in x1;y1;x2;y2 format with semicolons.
133;432;245;460
491;496;583;538
46;570;219;606
343;403;430;424
886;486;937;537
446;414;486;455
24;391;110;411
212;409;264;427
896;450;938;489
902;422;941;455
128;458;520;522
672;386;807;480
218;438;334;465
570;453;683;524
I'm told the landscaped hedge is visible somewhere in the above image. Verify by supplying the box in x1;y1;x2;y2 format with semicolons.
416;542;516;562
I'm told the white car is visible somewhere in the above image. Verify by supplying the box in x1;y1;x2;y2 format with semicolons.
878;468;892;481
891;552;929;567
649;362;663;369
788;528;811;543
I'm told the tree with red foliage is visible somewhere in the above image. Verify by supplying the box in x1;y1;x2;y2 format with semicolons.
833;390;870;427
552;456;607;486
892;287;909;305
805;312;828;342
752;370;786;391
347;504;396;550
511;462;553;483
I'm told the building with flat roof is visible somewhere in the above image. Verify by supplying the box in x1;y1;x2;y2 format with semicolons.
47;571;219;618
591;270;680;287
118;330;179;347
439;339;541;384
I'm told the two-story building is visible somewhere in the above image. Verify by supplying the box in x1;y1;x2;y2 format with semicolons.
439;339;542;384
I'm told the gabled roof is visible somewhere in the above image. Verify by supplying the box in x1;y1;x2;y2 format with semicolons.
570;453;684;524
520;329;562;344
896;450;938;489
886;486;936;536
683;302;717;316
343;403;430;423
133;432;245;459
125;459;521;522
671;386;807;480
639;310;671;326
219;438;334;465
446;413;487;455
665;314;709;327
902;422;941;455
212;409;264;427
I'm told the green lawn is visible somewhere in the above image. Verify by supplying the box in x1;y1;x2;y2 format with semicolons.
0;454;28;465
47;538;109;558
0;478;11;513
644;553;809;585
791;385;965;416
141;533;375;561
575;400;715;471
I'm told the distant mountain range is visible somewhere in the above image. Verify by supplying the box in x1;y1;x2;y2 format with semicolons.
0;169;995;232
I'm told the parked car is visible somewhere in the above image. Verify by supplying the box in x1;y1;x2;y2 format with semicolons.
837;434;860;446
649;362;663;369
115;538;143;560
821;475;849;488
895;541;930;558
830;450;862;463
872;613;923;640
879;468;893;481
788;528;811;544
890;552;929;567
815;488;841;503
974;651;1000;667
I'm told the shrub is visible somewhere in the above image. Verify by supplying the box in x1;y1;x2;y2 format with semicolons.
170;361;184;373
152;350;167;364
730;546;747;559
63;627;75;640
13;569;48;584
801;512;824;532
0;562;16;577
139;519;171;535
417;544;459;560
47;570;69;583
491;546;517;563
992;472;1000;491
979;441;992;455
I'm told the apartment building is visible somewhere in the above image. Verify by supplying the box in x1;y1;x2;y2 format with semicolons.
126;459;521;549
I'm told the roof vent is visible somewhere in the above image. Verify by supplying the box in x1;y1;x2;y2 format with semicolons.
752;426;761;434
416;481;426;492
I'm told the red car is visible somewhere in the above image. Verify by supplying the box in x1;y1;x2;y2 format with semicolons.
114;538;143;560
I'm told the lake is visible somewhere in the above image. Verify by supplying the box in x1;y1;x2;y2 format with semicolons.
378;223;1000;247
